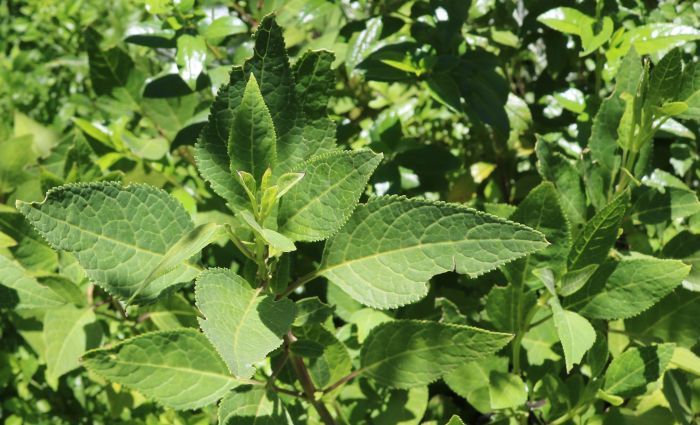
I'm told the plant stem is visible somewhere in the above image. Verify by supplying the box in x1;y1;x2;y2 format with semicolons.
287;333;337;425
279;270;319;298
322;369;362;394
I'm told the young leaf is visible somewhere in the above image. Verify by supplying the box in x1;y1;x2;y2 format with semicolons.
278;150;382;242
229;75;277;182
537;7;594;36
17;182;199;303
195;268;295;378
604;344;675;397
359;320;512;388
218;386;293;425
82;329;238;410
445;416;466;425
319;196;548;308
567;189;629;273
443;356;509;413
489;371;527;409
550;298;596;372
0;256;65;310
44;306;102;387
564;256;690;320
238;210;296;254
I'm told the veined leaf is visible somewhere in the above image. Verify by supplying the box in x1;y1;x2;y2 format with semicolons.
82;329;238;410
485;284;536;333
85;27;134;96
319;196;548;308
44;306;102;387
604;344;675;397
359;320;512;388
229;75;277;182
218;386;293;425
535;138;586;226
0;255;65;310
17;182;199;303
550;298;596;372
294;324;351;388
444;356;509;413
565;256;690;320
625;290;700;348
278;150;382;242
195;268;295;378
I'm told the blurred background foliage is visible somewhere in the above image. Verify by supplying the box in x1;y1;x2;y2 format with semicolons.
2;0;700;424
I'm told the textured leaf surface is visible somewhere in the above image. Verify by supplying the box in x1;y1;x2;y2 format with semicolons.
485;284;536;333
565;256;689;320
229;75;277;181
278;150;382;242
0;255;65;310
626;290;700;348
82;330;237;410
359;320;512;388
195;268;295;378
218;386;292;425
604;344;675;397
17;182;199;302
294;324;351;388
44;306;102;386
444;356;509;413
502;182;571;286
319;196;548;308
550;299;596;372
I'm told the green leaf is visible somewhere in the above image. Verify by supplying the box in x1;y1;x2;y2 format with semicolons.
646;48;683;109
550;298;596;372
349;308;393;343
85;27;134;96
625;290;700;348
319;196;548;308
662;231;700;291
82;329;238;410
176;35;207;90
195;268;295;378
359;320;512;388
372;386;429;425
620;24;700;56
485;284;536;333
632;175;700;224
202;16;247;40
565;256;690;320
537;7;594;36
218;386;293;425
502;182;571;286
445;416;466;425
0;255;65;310
604;344;675;397
535;138;586;226
293;324;351;388
17;182;199;303
278;150;382;242
489;371;527;410
567;190;629;273
44;306;102;387
230;75;277;182
238;210;296;254
443;356;509;413
292;297;334;327
678;61;700;120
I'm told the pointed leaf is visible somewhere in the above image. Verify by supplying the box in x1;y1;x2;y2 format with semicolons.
195;268;295;378
85;27;134;96
0;255;65;310
359;320;512;388
229;75;277;181
82;329;238;410
550;298;596;372
319;196;548;308
626;290;700;348
17;182;199;303
278;150;382;242
604;344;675;397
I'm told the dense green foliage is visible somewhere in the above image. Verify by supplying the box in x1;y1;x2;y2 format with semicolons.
2;1;700;424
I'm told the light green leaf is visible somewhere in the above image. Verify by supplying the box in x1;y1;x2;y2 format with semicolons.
238;210;296;254
502;182;571;286
13;112;60;159
621;24;700;56
82;330;238;410
537;7;594;36
678;61;700;121
195;268;295;378
444;356;509;413
0;231;17;248
349;308;393;343
565;256;690;320
550;298;596;372
17;182;199;303
445;416;466;425
202;16;247;40
522;311;561;365
670;347;700;377
632;179;700;224
0;255;65;310
142;293;199;330
373;386;429;425
44;306;102;387
278;150;382;242
604;344;675;397
580;17;613;56
176;35;206;89
292;297;334;327
319;196;548;308
567;189;629;273
229;75;277;182
0;136;38;194
489;371;527;410
359;320;512;388
218;385;293;425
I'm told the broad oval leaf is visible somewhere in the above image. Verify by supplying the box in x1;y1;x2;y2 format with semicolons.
604;343;675;397
82;329;238;410
195;268;295;378
359;320;512;388
319;196;548;308
17;182;199;303
278;150;382;242
550;299;596;372
218;385;293;425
